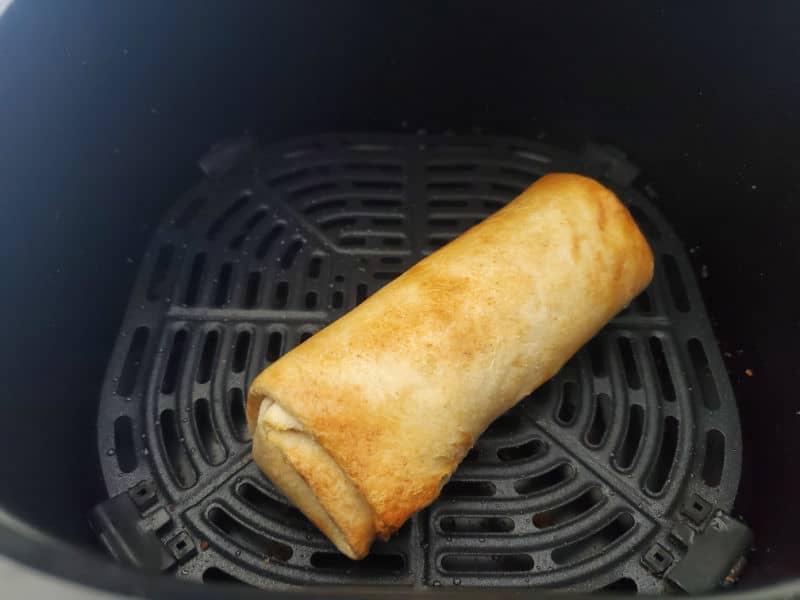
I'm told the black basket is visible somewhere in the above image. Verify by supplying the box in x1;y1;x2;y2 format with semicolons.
91;134;744;593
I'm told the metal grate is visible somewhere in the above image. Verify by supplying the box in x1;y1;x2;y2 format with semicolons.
95;134;742;592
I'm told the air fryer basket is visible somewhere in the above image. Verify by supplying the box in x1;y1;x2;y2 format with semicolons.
90;134;746;593
1;2;799;598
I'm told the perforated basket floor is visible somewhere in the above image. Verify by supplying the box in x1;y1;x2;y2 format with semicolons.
95;134;742;593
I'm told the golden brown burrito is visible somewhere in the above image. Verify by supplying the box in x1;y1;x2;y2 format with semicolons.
246;173;654;559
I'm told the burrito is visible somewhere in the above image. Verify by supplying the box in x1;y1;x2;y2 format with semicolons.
246;173;654;559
